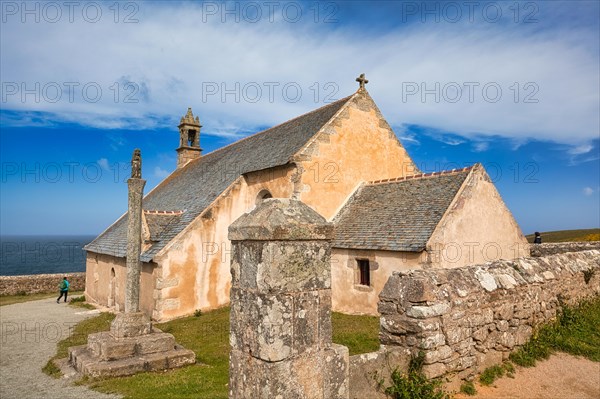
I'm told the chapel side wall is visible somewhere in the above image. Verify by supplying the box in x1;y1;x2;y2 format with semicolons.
154;165;297;321
331;248;423;315
427;167;529;269
85;252;156;316
85;252;126;311
139;262;158;318
296;92;417;220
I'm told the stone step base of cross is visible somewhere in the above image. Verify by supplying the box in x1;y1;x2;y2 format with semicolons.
68;323;195;378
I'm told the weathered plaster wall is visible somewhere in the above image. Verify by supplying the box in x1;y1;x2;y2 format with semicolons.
378;250;600;382
331;248;423;315
84;253;156;316
295;91;417;220
154;165;297;320
426;166;529;269
0;272;85;295
530;241;600;257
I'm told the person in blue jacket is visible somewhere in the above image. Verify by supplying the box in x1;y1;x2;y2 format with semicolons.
57;277;69;303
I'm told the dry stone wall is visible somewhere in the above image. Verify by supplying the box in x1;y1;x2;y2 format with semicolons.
530;241;600;257
378;250;600;380
0;273;85;296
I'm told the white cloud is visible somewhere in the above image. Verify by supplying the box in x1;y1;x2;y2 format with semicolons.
568;144;593;155
154;166;170;179
1;2;598;146
583;187;594;196
97;158;110;171
472;142;489;152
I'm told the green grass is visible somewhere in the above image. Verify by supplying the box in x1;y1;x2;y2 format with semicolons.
525;228;600;243
479;362;514;386
510;297;600;366
43;312;115;378
459;381;476;396
45;307;380;398
89;307;230;399
474;297;600;389
0;291;84;306
383;352;450;399
474;297;600;394
331;312;380;355
68;295;96;309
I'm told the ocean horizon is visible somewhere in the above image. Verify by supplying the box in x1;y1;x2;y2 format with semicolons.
0;235;96;276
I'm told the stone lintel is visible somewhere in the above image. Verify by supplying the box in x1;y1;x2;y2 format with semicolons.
228;199;333;241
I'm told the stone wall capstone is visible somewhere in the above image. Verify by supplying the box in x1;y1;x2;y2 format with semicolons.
378;250;600;381
0;273;85;296
529;241;600;257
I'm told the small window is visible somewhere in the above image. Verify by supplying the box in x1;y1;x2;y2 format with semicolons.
357;259;370;286
256;189;273;205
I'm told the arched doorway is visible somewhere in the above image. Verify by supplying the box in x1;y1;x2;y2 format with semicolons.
108;268;116;308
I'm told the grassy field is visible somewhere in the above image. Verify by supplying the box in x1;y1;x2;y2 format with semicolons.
45;307;380;399
525;228;599;243
0;291;84;306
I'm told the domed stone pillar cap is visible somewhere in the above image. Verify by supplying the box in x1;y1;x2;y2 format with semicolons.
228;198;333;241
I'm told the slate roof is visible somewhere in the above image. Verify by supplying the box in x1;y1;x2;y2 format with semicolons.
144;211;184;242
85;95;353;262
332;167;473;252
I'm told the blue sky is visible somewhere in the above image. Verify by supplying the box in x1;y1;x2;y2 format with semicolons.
1;0;599;236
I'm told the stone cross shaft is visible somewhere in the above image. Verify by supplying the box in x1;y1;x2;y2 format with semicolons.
125;149;146;314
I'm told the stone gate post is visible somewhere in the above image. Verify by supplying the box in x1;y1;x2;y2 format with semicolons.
228;199;349;399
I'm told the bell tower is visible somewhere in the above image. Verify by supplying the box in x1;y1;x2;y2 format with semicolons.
176;107;202;169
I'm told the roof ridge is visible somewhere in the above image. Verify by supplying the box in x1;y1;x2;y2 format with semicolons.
368;165;476;185
143;210;184;215
180;94;355;168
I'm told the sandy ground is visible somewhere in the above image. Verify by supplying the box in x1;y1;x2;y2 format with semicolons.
455;352;600;399
0;298;120;399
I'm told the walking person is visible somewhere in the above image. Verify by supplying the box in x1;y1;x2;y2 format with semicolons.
57;276;69;303
533;232;542;244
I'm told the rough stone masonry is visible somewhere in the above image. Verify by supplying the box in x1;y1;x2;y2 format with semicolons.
378;250;600;381
228;198;349;399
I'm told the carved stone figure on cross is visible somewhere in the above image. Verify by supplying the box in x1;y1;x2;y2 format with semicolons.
131;148;142;179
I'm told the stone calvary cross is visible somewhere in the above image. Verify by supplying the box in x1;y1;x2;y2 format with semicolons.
68;149;195;378
111;148;153;336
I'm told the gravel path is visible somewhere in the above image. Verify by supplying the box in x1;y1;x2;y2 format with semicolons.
0;298;121;399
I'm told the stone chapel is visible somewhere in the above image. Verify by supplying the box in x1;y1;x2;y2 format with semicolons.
84;76;529;320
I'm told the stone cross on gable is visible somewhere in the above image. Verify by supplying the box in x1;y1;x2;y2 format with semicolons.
356;73;369;89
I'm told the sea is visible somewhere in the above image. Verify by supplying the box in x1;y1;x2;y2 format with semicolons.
0;235;95;276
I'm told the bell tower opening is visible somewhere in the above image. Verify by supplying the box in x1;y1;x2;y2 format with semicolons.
176;107;202;169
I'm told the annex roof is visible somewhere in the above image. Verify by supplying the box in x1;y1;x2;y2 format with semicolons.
332;167;474;252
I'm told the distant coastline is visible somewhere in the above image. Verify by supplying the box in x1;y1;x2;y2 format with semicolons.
0;235;95;276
